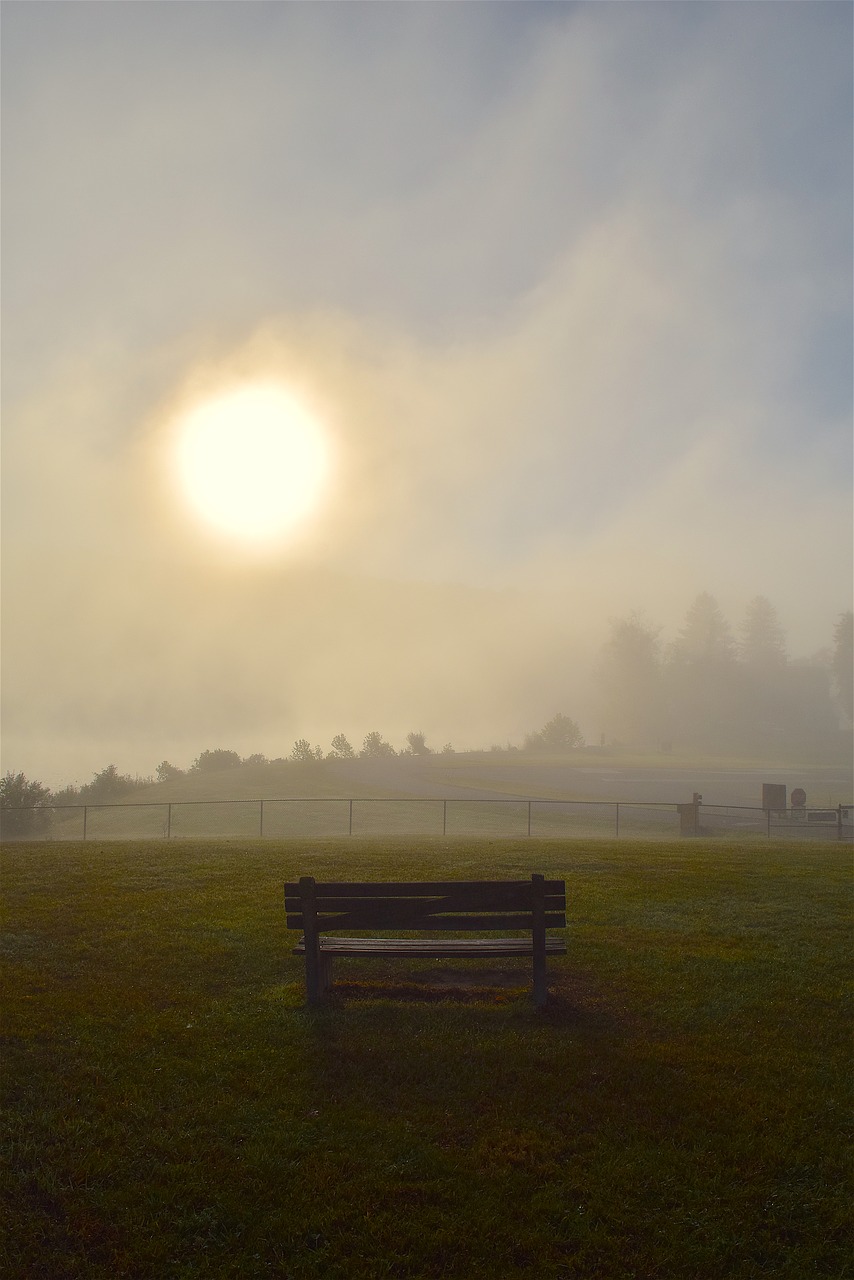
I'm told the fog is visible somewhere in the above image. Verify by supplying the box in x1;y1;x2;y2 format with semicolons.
2;2;851;788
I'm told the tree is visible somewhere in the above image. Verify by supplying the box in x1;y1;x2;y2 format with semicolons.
243;753;268;767
191;749;242;773
52;784;81;808
360;731;397;759
329;734;355;760
156;760;184;783
739;596;787;667
80;764;135;803
597;612;664;745
832;611;853;723
290;739;316;764
405;731;432;756
666;596;741;750
726;597;790;751
670;593;736;664
523;713;584;752
0;772;53;839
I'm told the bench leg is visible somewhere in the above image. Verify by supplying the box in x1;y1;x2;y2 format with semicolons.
319;950;333;995
305;946;333;1004
532;954;548;1008
305;942;324;1005
532;872;548;1007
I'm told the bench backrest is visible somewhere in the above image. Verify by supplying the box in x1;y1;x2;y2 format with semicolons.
285;876;566;933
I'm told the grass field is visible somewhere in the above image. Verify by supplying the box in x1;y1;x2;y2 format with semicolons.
2;838;851;1278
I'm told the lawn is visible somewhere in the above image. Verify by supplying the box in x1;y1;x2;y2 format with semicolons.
1;838;850;1278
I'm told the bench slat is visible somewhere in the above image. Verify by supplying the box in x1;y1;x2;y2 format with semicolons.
285;891;565;915
285;880;564;898
286;911;566;931
294;937;567;957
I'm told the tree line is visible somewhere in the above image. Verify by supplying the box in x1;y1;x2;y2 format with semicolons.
154;732;459;780
0;718;576;838
597;595;852;753
2;597;850;838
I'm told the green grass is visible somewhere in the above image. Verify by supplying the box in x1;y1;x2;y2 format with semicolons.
2;838;851;1278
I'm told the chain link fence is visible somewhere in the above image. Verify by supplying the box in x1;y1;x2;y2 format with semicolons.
3;798;852;841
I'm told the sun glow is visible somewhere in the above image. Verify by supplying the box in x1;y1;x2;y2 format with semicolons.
172;382;331;547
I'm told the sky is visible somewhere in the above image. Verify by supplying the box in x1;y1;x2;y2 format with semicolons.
2;1;852;787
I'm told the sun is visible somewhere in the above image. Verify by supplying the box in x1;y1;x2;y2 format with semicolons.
172;382;331;547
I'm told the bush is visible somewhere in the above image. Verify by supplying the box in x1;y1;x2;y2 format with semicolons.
191;749;242;773
80;765;137;803
156;760;184;783
523;713;585;752
52;785;81;807
0;772;53;839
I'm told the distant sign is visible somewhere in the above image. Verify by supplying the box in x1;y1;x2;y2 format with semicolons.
762;783;787;810
791;788;807;808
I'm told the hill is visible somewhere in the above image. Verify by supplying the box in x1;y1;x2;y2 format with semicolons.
91;748;853;810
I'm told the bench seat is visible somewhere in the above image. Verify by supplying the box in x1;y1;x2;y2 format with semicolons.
294;936;567;957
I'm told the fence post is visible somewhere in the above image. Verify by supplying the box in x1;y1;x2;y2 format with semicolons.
527;800;532;837
259;800;264;839
82;806;88;840
166;803;172;839
348;798;353;836
766;807;772;838
615;802;619;838
443;799;447;837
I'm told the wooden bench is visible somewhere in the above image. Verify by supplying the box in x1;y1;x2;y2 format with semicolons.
285;874;566;1006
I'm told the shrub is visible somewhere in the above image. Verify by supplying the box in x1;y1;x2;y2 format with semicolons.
80;765;136;803
190;749;242;773
156;760;184;783
524;713;585;752
0;772;53;839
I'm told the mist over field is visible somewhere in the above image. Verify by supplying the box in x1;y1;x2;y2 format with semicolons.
2;2;851;789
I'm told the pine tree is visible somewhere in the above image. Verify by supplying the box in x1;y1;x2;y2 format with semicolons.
666;595;738;750
597;613;664;745
739;596;787;666
671;593;736;664
832;611;853;723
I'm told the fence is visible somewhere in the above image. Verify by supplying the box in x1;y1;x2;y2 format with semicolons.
3;798;852;841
